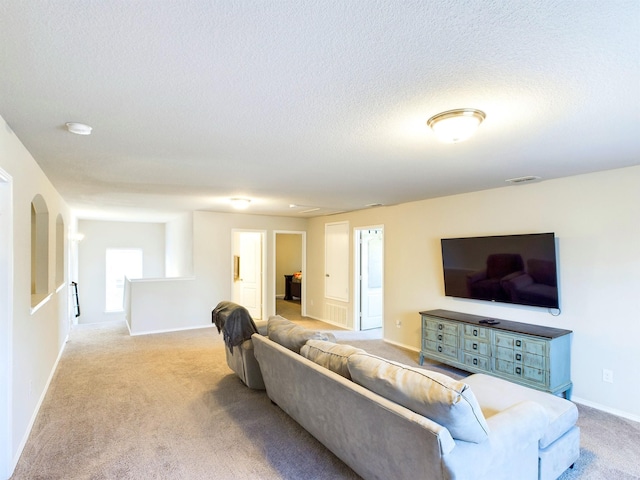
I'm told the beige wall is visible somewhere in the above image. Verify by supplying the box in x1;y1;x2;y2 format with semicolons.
306;165;640;420
0;115;73;475
77;220;166;324
194;211;307;321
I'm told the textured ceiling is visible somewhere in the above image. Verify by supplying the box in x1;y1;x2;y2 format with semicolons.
0;0;638;220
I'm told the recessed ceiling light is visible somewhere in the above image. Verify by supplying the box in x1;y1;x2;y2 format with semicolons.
65;122;92;135
230;198;251;209
427;109;485;143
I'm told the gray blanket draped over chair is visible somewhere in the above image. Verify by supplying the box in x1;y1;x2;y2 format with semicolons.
211;301;258;353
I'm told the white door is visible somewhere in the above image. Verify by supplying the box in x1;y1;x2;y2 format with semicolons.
325;222;349;301
358;228;383;330
235;231;263;319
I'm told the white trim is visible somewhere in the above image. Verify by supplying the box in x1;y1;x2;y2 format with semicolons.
304;314;352;330
272;230;307;318
11;333;69;475
29;293;53;315
0;167;13;479
128;323;214;337
571;396;640;424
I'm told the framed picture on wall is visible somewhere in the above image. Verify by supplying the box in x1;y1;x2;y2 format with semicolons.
233;255;240;281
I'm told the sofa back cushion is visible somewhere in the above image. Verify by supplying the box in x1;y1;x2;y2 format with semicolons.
301;340;365;379
347;353;490;443
267;315;336;354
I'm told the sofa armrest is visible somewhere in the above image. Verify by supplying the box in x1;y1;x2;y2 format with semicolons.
255;320;268;336
485;400;548;451
444;400;548;480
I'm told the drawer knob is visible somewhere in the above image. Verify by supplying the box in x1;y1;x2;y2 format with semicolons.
438;346;443;353
438;324;444;330
516;367;522;375
516;340;522;347
438;334;443;341
516;353;522;361
473;358;478;366
473;329;478;336
473;343;478;350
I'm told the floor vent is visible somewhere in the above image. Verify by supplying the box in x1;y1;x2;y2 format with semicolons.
325;303;348;327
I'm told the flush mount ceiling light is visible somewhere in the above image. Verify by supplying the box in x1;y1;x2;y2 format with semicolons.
427;109;486;143
65;122;92;135
230;198;251;210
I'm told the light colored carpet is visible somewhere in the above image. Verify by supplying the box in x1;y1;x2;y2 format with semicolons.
10;303;640;479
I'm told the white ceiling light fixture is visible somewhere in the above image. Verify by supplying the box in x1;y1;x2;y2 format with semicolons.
230;197;251;210
65;122;93;135
427;109;486;143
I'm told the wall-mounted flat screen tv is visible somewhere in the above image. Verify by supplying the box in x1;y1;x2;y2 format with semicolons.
441;233;559;309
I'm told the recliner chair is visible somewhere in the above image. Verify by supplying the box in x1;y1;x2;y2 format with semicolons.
212;301;267;389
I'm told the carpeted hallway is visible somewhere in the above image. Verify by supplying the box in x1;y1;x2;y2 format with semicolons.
10;310;640;479
12;319;361;479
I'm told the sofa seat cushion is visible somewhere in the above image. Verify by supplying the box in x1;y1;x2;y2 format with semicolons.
347;353;490;443
267;315;337;354
464;373;578;449
300;340;365;379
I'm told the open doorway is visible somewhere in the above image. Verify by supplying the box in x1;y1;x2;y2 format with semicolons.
355;226;383;332
231;230;266;320
274;231;305;318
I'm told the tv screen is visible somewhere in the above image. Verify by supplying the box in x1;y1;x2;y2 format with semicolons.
441;233;559;309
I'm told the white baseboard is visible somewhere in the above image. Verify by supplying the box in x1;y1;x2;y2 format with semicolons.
128;323;214;337
383;337;419;352
305;314;351;330
571;396;640;424
12;332;69;475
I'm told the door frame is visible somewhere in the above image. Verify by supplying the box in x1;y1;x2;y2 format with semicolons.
231;229;267;321
0;167;13;478
272;230;306;317
354;225;384;332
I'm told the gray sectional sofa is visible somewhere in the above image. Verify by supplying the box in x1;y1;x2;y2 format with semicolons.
233;315;579;480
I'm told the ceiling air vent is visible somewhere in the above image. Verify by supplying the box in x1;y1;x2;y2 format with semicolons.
505;176;541;185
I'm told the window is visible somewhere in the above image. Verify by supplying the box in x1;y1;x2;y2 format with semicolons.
105;248;142;312
31;194;49;306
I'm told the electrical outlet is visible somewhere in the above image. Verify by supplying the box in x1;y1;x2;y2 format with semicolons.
395;320;402;328
602;369;614;383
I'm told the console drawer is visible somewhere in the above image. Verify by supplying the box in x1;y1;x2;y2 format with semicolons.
462;338;489;356
494;359;546;386
462;324;489;340
425;318;458;336
424;340;458;360
462;353;490;371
